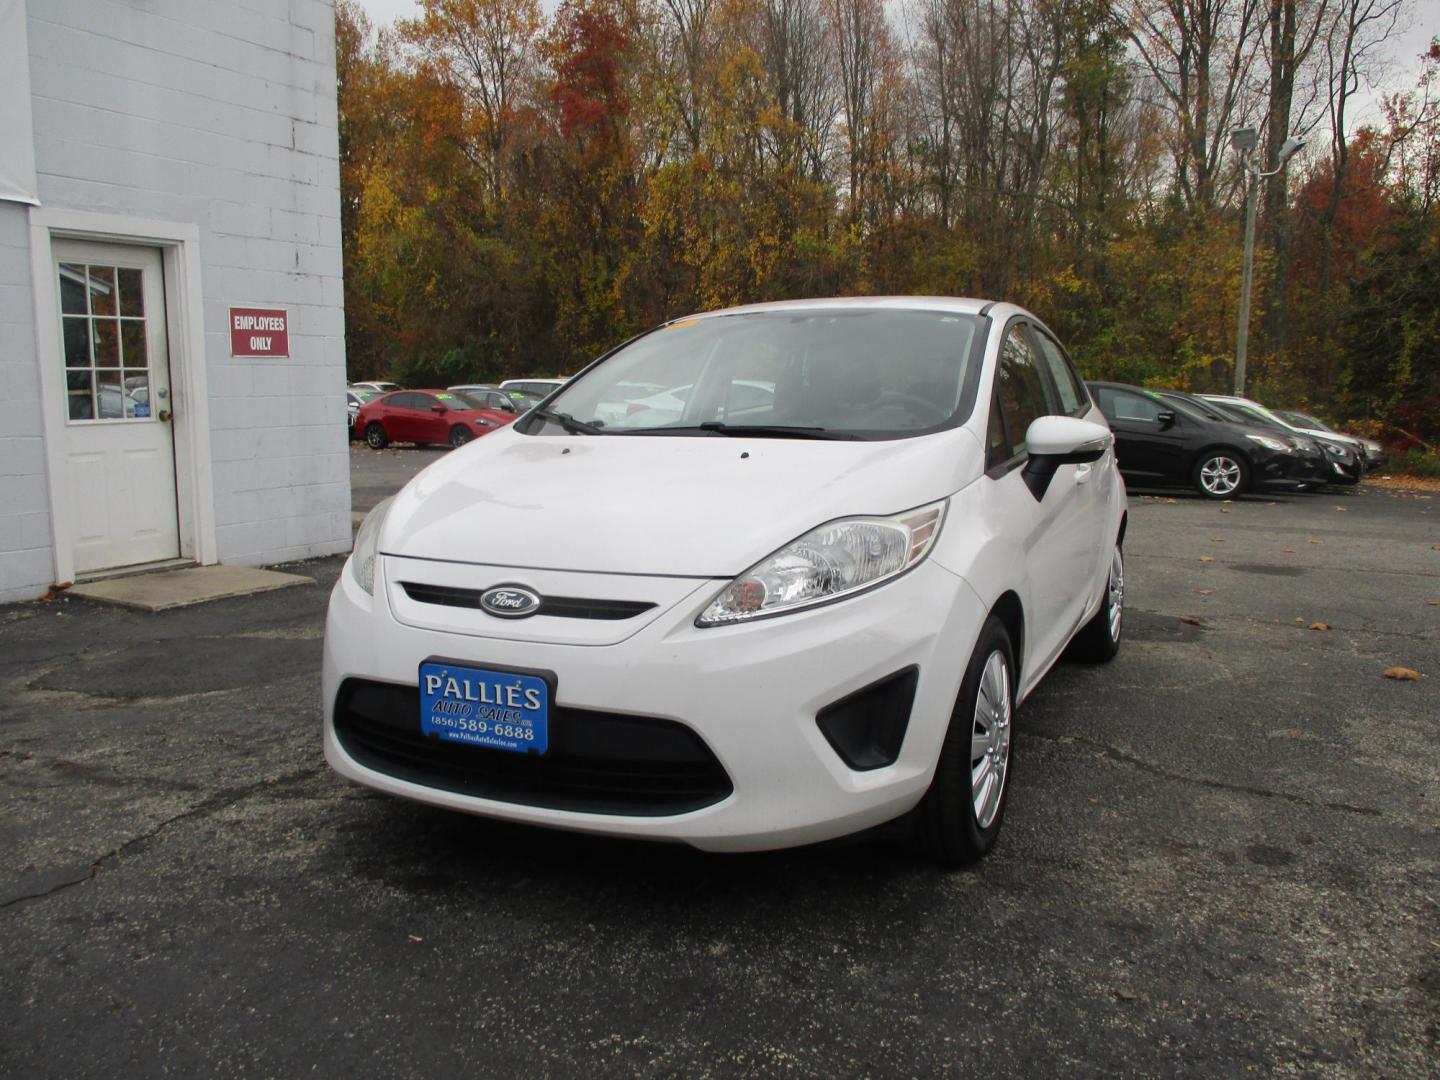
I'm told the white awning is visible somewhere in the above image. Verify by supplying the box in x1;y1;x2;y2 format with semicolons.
0;0;38;206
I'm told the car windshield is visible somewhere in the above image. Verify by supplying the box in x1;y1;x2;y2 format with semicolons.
1278;409;1332;431
530;309;982;439
1209;400;1287;431
448;391;488;410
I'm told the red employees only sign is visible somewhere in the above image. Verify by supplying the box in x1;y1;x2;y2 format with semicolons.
229;307;290;357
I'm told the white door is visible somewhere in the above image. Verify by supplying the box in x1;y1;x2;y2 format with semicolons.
53;240;180;574
983;323;1106;677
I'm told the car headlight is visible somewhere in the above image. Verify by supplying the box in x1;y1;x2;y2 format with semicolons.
696;501;947;627
474;418;497;428
1323;443;1345;457
1247;434;1291;453
350;497;392;595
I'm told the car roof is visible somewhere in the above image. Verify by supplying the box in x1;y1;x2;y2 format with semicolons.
683;295;999;322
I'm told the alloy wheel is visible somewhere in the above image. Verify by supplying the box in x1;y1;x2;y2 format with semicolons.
1108;547;1124;642
1199;456;1242;496
970;651;1012;830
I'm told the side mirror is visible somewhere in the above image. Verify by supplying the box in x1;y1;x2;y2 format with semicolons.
1156;409;1176;429
1021;416;1112;500
500;400;516;413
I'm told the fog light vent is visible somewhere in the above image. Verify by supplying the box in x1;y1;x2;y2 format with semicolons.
816;667;919;771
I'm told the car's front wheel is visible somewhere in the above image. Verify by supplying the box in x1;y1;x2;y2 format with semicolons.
449;425;473;448
1193;451;1247;499
365;422;388;449
1068;543;1124;662
914;617;1015;866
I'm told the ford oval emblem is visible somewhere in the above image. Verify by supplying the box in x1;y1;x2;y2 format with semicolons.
479;585;542;618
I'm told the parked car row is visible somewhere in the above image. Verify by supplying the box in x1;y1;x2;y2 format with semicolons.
1090;381;1378;500
347;378;561;443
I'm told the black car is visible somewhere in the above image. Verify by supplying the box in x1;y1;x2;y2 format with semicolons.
1088;382;1306;499
1158;392;1330;487
1197;396;1362;486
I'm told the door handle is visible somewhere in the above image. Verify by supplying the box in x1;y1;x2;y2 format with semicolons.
158;409;173;422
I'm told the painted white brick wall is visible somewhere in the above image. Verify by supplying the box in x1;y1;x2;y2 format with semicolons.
13;0;350;589
0;202;54;604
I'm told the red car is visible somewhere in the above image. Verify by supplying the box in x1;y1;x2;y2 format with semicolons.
354;389;520;449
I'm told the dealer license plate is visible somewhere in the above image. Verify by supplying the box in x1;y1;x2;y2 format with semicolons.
418;661;549;755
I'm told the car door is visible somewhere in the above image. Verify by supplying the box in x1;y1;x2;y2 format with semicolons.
1094;387;1184;481
983;323;1105;676
415;393;449;442
384;392;422;442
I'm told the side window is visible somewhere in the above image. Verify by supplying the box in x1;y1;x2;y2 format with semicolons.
1031;330;1087;416
1094;387;1119;421
996;326;1053;455
1107;390;1164;423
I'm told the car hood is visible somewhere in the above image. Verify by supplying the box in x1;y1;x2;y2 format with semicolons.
377;427;982;576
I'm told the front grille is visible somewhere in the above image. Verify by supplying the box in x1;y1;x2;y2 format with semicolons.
333;679;732;816
400;582;656;621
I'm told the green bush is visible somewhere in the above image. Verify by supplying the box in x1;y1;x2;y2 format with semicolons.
1385;448;1440;478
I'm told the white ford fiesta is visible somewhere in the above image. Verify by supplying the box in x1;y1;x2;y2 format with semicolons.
324;297;1127;864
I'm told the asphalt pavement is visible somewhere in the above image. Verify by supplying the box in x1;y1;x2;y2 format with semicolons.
1;458;1436;1078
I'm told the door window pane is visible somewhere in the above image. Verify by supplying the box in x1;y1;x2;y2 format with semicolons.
120;321;147;368
63;316;91;367
88;266;117;316
59;264;88;314
118;267;144;317
1106;390;1163;422
996;327;1052;455
66;370;95;420
93;319;120;367
124;372;151;416
1032;331;1085;415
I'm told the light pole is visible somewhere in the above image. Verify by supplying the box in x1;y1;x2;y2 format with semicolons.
1230;128;1304;396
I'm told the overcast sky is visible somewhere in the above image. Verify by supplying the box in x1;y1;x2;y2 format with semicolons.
351;0;1436;135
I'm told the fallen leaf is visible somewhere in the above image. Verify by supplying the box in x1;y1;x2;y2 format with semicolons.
1308;539;1323;545
408;934;424;943
1220;507;1232;513
1294;618;1306;625
1198;588;1214;595
1199;555;1214;562
1309;622;1330;631
1335;506;1347;512
1210;537;1225;542
1427;600;1440;606
1180;615;1204;626
1282;547;1296;553
1382;667;1421;681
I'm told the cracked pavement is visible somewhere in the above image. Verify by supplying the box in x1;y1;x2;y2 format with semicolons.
1;468;1436;1078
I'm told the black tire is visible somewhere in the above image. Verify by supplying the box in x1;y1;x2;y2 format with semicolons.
1069;543;1124;663
365;422;389;449
914;617;1016;866
1192;450;1248;500
448;425;473;448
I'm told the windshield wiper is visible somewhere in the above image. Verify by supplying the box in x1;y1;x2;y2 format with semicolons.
532;407;604;435
626;422;858;440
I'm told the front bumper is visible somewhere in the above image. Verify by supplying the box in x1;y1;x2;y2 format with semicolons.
323;554;987;852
